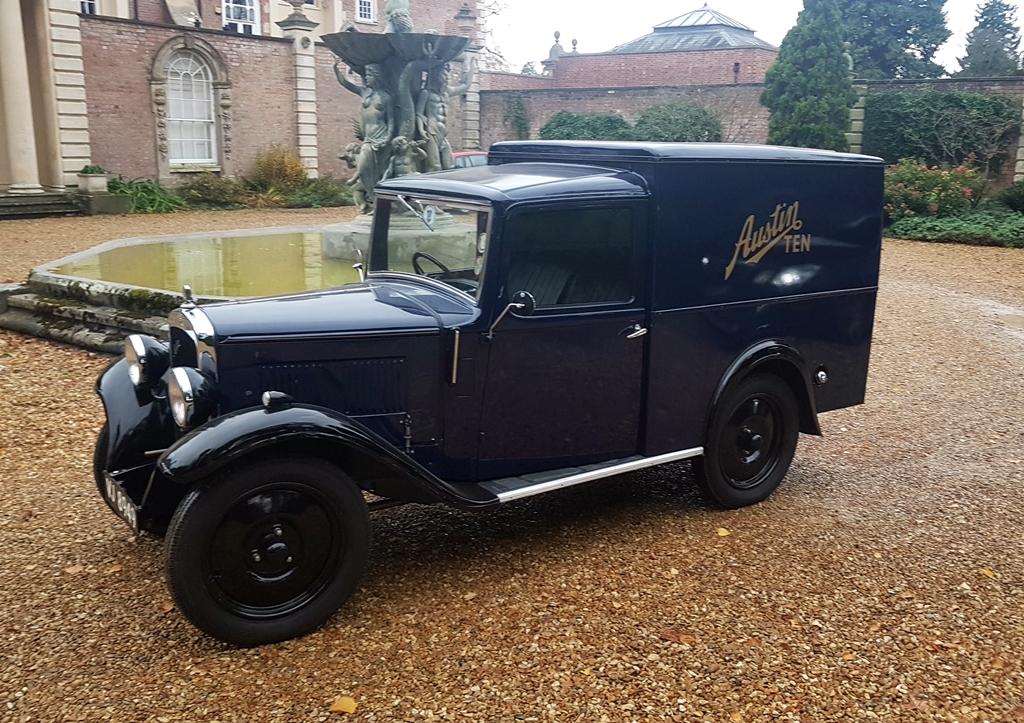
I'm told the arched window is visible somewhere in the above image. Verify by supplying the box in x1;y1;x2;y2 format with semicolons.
223;0;259;34
166;51;216;165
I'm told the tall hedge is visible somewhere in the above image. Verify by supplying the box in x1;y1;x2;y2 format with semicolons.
538;111;631;141
630;103;722;143
863;91;1020;172
760;0;856;152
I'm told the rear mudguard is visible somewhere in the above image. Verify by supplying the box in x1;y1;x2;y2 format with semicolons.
711;341;822;437
156;404;499;510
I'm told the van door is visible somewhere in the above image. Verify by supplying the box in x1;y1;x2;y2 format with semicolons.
477;201;648;479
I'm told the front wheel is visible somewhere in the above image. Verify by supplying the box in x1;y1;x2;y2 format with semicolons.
693;374;799;509
165;456;369;646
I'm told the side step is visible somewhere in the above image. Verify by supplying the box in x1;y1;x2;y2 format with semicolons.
480;447;704;503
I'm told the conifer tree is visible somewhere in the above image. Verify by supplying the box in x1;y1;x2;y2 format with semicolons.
761;0;856;152
958;0;1023;77
836;0;950;79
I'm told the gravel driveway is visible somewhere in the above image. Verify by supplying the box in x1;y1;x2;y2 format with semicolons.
1;232;1024;722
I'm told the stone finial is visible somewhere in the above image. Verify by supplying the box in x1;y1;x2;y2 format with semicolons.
278;0;319;33
571;39;578;54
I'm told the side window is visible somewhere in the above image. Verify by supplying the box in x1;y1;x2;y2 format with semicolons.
506;207;634;308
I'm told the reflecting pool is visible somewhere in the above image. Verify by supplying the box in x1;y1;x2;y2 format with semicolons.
50;230;363;298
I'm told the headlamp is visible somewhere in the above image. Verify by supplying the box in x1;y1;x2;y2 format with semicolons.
168;367;215;429
124;334;170;388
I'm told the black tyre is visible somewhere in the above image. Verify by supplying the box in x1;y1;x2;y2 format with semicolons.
693;373;799;509
164;456;369;646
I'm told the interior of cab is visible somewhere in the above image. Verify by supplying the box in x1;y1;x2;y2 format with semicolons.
506;207;634;307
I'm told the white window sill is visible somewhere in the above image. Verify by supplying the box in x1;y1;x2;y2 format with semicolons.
355;17;377;24
170;164;221;173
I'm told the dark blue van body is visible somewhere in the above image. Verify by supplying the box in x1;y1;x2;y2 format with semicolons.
93;141;884;645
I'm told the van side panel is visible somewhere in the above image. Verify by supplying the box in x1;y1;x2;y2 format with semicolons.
643;161;883;455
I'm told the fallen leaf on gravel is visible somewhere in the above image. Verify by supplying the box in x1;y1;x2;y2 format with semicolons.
873;552;882;558
1008;706;1024;719
160;602;174;613
992;657;1005;669
106;564;122;573
64;565;83;574
660;628;696;645
981;568;995;578
898;591;915;599
843;653;855;660
959;582;972;590
329;696;358;714
730;713;743;722
24;565;36;571
463;592;477;600
869;623;881;632
717;528;730;536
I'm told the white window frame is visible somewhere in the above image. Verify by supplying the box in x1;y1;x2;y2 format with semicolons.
165;51;218;167
80;0;98;13
356;0;376;23
222;0;260;35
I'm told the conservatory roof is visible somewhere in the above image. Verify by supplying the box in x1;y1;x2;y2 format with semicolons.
608;4;777;54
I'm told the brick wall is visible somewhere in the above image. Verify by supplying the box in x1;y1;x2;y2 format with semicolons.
549;47;777;88
479;84;769;149
81;15;295;180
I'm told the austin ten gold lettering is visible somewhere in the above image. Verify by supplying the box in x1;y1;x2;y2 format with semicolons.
724;202;805;280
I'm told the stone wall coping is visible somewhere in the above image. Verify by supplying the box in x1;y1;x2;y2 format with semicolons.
480;82;769;95
859;77;1024;87
79;13;294;45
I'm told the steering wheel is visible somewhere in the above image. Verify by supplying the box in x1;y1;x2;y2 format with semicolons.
412;251;451;276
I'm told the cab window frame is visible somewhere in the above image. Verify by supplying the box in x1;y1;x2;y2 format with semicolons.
498;198;647;315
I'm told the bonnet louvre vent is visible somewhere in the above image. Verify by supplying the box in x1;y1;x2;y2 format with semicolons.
259;358;406;416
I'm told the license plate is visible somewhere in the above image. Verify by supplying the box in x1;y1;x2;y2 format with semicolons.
103;473;139;534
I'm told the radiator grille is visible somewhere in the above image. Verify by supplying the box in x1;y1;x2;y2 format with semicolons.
259;358;405;416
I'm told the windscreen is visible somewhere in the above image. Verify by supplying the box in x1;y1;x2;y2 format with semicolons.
369;196;491;300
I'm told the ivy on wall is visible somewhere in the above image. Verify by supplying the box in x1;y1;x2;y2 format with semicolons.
538;103;723;143
863;91;1021;173
503;92;531;141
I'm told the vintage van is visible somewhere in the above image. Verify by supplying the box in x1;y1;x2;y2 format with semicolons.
95;141;884;644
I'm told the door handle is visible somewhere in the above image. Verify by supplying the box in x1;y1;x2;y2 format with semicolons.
625;324;648;339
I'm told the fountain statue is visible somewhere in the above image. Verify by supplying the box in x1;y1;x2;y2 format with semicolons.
323;2;476;213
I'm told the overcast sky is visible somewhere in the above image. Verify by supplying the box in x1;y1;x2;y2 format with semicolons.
487;0;1023;74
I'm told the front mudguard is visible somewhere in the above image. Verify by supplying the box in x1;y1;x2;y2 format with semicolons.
95;358;181;532
156;404;498;510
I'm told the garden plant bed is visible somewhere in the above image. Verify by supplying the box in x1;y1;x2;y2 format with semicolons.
0;223;1024;720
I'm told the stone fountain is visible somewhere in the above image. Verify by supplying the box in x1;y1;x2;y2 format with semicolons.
322;0;476;214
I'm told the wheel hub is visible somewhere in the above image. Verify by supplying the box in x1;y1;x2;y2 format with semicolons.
719;395;781;489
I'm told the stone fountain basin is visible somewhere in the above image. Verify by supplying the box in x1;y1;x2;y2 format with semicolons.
321;32;470;68
0;222;370;353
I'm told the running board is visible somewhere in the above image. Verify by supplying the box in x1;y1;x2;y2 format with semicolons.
480;447;704;503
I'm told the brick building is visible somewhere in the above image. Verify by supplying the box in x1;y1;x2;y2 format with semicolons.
476;5;778;148
0;0;482;196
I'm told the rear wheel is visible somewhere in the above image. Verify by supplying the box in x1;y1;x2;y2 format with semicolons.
693;374;799;509
165;456;369;646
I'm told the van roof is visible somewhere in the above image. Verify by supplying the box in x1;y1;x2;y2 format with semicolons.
377;162;649;203
489;141;885;166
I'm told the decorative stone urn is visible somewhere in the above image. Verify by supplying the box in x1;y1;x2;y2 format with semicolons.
77;169;109;194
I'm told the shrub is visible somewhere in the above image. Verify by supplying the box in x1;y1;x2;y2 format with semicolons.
996;180;1024;213
283;176;353;208
630;102;723;143
539;111;631;141
79;164;107;175
887;208;1024;247
250;144;307;189
243;188;286;209
864;91;1020;173
107;177;186;213
177;172;247;208
883;159;985;221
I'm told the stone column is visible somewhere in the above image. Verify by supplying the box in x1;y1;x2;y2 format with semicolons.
846;82;867;155
1015;93;1024;184
0;0;44;194
278;2;320;178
